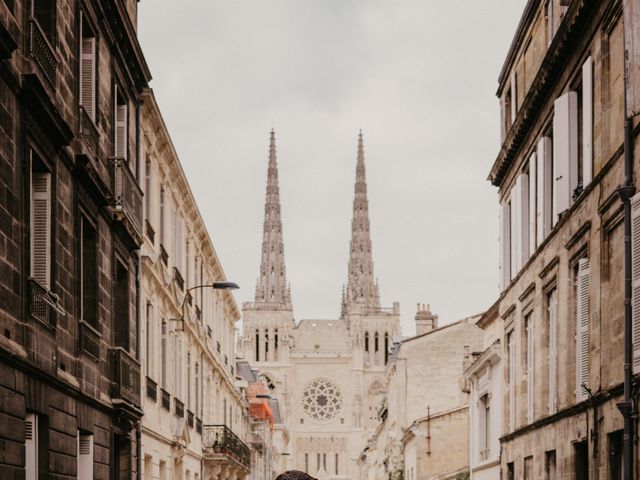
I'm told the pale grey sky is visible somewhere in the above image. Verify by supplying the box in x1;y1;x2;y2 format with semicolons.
138;1;527;335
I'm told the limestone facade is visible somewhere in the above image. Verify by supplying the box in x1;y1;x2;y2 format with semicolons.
140;92;250;480
240;131;401;479
489;0;640;478
357;311;483;480
0;0;150;477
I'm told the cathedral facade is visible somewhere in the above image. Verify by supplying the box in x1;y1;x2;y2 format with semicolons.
240;131;401;479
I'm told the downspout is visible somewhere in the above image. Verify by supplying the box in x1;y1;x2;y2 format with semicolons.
617;19;636;480
135;99;143;480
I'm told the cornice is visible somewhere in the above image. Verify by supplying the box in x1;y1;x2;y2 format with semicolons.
489;0;598;187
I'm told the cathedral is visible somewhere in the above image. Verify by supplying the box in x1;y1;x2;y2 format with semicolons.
240;131;401;479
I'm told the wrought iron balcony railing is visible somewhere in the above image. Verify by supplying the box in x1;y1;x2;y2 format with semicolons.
109;347;141;407
28;18;56;84
28;278;53;326
203;425;251;469
79;106;99;158
111;157;143;240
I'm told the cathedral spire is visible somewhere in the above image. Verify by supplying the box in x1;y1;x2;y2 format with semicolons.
255;130;291;308
342;131;380;316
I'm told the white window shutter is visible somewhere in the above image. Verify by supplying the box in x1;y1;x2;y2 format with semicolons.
25;413;38;480
520;172;530;264
582;56;593;186
631;194;640;373
501;202;511;290
77;433;94;480
161;321;167;387
508;332;516;432
114;87;128;160
510;71;517;123
576;258;590;402
514;177;523;273
536;137;553;243
548;289;558;414
526;317;534;423
553;92;578;223
528;153;537;253
510;190;518;277
498;204;503;290
31;172;51;289
80;37;96;121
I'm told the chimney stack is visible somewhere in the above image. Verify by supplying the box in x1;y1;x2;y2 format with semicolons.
415;303;438;335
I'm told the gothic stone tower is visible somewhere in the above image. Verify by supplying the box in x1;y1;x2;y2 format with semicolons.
241;132;400;479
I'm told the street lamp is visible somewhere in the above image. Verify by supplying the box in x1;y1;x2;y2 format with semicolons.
170;281;240;331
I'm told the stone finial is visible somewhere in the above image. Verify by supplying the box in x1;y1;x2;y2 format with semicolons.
415;303;438;335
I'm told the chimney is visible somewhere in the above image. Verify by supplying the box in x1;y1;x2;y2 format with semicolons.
415;303;438;335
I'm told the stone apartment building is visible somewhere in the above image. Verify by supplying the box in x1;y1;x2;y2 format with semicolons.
489;0;640;478
0;0;150;478
139;91;251;480
357;307;482;480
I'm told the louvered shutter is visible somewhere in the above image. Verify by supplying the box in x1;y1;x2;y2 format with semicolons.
576;258;590;402
553;92;578;224
161;321;167;387
77;433;93;480
520;172;530;263
80;37;96;120
25;413;38;480
510;71;517;123
501;202;511;289
529;153;537;253
582;56;593;185
498;204;503;290
631;194;640;373
508;332;516;432
114;87;128;160
31;172;51;288
537;137;553;243
548;289;558;414
510;190;517;278
526;316;534;423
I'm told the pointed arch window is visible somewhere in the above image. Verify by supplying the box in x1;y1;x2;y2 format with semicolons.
384;333;390;364
374;333;379;353
255;330;260;362
364;332;369;353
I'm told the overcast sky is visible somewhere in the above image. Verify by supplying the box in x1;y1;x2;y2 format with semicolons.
138;1;527;335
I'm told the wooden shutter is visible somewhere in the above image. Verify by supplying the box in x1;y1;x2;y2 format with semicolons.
77;433;93;480
161;320;167;387
528;153;537;253
510;71;517;123
526;316;534;423
508;331;516;432
553;92;578;224
631;194;640;373
576;258;590;402
31;171;51;288
114;86;128;160
582;56;593;185
25;413;38;480
500;202;511;290
80;37;96;120
536;137;553;244
548;289;558;414
520;172;530;263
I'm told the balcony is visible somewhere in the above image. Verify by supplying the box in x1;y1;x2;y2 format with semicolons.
109;347;141;408
79;320;100;360
110;158;143;242
28;278;54;327
79;106;99;158
28;18;56;85
203;425;251;470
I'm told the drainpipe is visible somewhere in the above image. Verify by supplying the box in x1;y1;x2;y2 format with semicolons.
617;18;636;480
135;99;143;480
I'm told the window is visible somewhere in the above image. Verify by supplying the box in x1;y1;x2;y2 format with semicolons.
145;159;154;233
305;453;309;473
114;85;128;162
32;0;56;40
187;352;191;408
159;460;167;480
79;14;96;121
547;288;558;414
174;215;185;277
575;258;590;401
255;330;260;362
77;432;94;480
335;453;339;475
195;362;199;416
161;320;167;388
114;260;130;348
525;312;534;423
524;456;533;480
384;332;389;364
609;430;623;480
479;394;491;460
145;302;153;377
545;450;556;480
552;91;578;224
144;455;152;480
323;453;327;471
574;440;589;480
80;216;97;327
507;330;516;431
506;462;514;480
25;413;48;480
500;200;512;289
545;0;555;45
317;453;321;471
30;157;52;289
632;194;640;373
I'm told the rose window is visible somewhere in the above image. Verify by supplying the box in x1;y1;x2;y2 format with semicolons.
302;378;343;421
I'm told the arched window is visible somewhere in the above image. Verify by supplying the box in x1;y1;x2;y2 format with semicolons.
384;332;390;364
364;332;369;353
255;330;260;362
274;329;279;359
